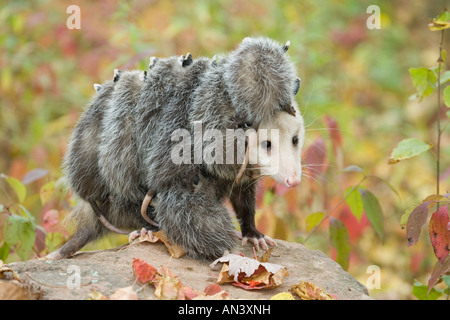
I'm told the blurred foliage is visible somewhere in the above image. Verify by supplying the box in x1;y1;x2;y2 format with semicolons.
0;0;449;299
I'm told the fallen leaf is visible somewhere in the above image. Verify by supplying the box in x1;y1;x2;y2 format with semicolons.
154;230;186;258
138;231;161;243
132;258;157;284
257;248;273;263
110;286;139;300
428;206;450;263
0;260;21;281
290;281;336;300
87;290;108;300
204;283;224;296
210;253;288;289
270;292;295;300
0;279;39;300
154;266;185;300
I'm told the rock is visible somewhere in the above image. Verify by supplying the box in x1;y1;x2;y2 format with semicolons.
5;239;371;300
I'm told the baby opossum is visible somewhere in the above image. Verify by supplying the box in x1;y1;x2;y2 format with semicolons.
47;37;304;261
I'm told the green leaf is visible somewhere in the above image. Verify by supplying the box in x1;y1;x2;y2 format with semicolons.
329;217;351;270
305;212;325;233
4;215;36;261
440;71;450;85
345;186;364;221
412;281;442;300
0;241;9;261
429;11;450;31
389;138;432;164
441;275;450;287
444;86;450;108
359;189;384;240
1;174;26;203
409;67;437;101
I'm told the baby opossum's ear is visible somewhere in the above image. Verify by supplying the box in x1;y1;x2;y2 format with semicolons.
139;71;147;82
113;69;121;82
149;57;159;69
282;40;290;53
179;53;193;67
293;77;301;96
93;84;102;92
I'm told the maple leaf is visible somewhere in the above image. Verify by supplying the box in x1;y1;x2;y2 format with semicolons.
132;258;157;284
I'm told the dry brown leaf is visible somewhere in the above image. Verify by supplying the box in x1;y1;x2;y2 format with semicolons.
87;290;108;300
154;230;186;258
110;285;139;300
290;281;336;300
154;267;185;300
0;279;39;300
0;261;21;281
257;248;273;263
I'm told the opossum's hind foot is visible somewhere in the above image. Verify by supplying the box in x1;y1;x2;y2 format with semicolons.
45;227;96;260
128;227;149;243
234;231;276;252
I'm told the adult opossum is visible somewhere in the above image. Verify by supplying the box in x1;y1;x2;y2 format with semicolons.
47;37;305;261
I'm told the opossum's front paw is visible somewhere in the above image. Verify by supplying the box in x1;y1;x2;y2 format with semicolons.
128;228;149;243
235;230;276;251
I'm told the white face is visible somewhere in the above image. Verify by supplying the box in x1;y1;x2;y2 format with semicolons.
248;109;305;188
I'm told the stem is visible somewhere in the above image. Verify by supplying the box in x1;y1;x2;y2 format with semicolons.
302;175;367;244
436;29;445;197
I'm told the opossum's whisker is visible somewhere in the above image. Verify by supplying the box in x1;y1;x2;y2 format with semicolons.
301;85;315;117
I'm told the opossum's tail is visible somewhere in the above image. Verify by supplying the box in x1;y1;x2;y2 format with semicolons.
46;200;105;260
155;187;237;261
46;197;157;260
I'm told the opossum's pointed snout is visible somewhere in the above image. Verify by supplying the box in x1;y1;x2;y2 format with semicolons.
285;176;301;188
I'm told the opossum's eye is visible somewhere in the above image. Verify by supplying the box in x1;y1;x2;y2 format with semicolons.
261;140;271;151
245;122;253;128
292;135;299;146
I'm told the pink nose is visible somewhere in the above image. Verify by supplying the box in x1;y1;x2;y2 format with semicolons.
285;176;300;188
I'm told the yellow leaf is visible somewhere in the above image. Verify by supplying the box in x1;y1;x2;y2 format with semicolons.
40;181;55;205
270;292;295;300
290;281;336;300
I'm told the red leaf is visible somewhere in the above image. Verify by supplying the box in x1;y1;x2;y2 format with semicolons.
204;284;223;296
132;258;157;284
428;206;450;263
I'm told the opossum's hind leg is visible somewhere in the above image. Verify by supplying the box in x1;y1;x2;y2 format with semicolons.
156;188;237;261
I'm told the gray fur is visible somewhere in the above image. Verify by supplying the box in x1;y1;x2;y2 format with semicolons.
53;37;301;261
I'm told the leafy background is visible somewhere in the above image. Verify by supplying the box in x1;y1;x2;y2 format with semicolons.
0;0;449;299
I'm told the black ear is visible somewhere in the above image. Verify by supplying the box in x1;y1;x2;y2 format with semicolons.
113;69;121;82
293;77;301;95
282;40;290;53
